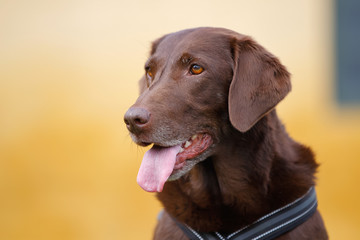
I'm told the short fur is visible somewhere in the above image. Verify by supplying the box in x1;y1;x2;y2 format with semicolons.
124;27;328;239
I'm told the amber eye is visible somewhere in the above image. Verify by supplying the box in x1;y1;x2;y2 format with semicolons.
145;67;154;81
147;71;153;79
190;64;204;75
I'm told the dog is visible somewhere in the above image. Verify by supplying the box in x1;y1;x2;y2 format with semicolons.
124;27;328;239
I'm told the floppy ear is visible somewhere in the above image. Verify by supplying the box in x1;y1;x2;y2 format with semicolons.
228;37;291;132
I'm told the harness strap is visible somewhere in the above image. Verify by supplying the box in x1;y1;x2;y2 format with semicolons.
171;187;317;240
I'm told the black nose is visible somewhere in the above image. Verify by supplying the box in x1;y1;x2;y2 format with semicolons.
124;107;151;133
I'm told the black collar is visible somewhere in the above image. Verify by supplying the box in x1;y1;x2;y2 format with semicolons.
170;187;317;240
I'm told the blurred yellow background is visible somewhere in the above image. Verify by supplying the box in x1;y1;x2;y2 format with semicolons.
1;0;359;239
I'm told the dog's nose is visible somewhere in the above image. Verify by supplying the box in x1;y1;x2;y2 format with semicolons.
124;107;151;133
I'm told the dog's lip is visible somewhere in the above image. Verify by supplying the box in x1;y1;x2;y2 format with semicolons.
139;133;213;165
142;132;213;151
136;133;213;192
139;133;214;178
139;141;152;147
138;132;214;171
173;133;213;169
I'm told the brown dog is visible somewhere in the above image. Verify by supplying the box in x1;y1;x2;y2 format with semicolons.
124;27;328;239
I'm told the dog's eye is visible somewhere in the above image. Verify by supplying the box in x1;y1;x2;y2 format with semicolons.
190;64;204;75
147;70;153;79
145;67;154;85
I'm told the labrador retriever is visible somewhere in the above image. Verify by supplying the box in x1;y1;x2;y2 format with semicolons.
124;27;328;239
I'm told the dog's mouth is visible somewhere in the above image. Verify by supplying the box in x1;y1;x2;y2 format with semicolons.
136;133;213;192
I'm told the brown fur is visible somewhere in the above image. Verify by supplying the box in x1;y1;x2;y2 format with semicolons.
125;27;328;239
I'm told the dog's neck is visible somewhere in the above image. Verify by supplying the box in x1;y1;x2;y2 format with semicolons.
157;110;317;232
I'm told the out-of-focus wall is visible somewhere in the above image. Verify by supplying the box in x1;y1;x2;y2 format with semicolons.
0;0;359;239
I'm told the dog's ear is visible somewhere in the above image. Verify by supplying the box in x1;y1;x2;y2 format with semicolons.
228;37;291;132
150;35;166;55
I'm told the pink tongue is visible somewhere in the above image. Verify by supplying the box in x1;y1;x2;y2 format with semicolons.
137;144;181;192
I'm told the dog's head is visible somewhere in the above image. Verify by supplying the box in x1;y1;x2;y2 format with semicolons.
124;27;291;192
